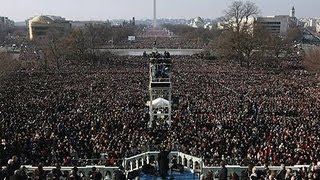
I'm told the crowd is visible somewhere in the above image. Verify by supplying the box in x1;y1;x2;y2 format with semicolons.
104;37;204;49
205;163;320;180
0;54;319;179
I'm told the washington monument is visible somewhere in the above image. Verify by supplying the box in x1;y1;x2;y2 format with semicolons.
153;0;157;28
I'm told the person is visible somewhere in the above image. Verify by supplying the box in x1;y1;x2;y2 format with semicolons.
90;167;103;180
284;168;293;180
276;164;286;180
69;166;81;180
15;166;28;180
0;167;4;180
12;156;21;172
104;171;112;180
6;159;15;179
114;167;126;180
231;171;239;180
34;163;46;180
158;145;171;179
52;165;63;179
242;165;253;180
143;51;147;58
250;167;258;180
218;161;228;180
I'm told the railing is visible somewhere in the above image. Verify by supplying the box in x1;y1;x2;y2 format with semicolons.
123;151;203;172
123;151;311;179
2;151;313;179
2;165;120;178
202;165;311;179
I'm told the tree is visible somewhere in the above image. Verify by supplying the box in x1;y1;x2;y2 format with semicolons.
30;23;134;69
0;52;20;78
223;1;259;33
303;48;320;73
32;28;69;71
44;29;68;70
163;24;220;46
64;28;89;64
216;1;259;67
85;23;111;58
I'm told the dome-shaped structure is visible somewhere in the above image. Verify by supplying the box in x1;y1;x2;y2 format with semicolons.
194;17;204;24
29;15;54;24
190;17;205;28
28;15;71;40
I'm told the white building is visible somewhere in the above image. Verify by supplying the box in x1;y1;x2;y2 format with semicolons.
217;7;297;36
316;21;320;33
256;16;291;36
217;15;292;36
204;22;214;30
218;17;256;31
299;18;317;28
28;15;71;40
189;17;205;28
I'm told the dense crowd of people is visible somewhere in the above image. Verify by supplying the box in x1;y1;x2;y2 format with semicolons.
0;53;319;179
105;37;204;49
205;163;320;180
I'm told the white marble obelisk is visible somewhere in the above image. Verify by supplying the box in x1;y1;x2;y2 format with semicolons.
153;0;157;28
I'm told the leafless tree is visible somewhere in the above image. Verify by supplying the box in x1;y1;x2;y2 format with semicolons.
216;1;260;67
0;52;20;78
303;48;320;74
223;1;259;33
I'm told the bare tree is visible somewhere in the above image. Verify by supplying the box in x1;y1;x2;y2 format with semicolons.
303;48;320;73
32;28;68;71
216;1;260;67
44;29;67;70
223;1;259;33
85;23;104;63
64;29;89;64
0;52;20;78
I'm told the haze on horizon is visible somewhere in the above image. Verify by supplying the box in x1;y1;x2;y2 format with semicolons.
1;0;319;22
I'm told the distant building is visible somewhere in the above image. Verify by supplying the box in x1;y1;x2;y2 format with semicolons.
290;6;295;18
302;18;317;28
217;16;291;36
132;17;135;26
189;17;205;28
0;16;14;32
316;21;320;33
258;6;297;35
70;20;111;28
256;16;291;36
204;22;214;30
28;15;71;40
289;6;298;26
217;6;298;36
217;17;256;31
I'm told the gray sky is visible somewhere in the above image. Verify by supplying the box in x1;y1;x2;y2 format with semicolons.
1;0;319;21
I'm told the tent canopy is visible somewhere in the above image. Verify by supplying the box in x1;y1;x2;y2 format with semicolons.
151;98;169;108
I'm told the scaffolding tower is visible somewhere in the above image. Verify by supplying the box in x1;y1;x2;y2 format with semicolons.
148;55;172;127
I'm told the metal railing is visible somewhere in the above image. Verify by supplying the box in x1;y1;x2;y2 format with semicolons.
2;151;313;180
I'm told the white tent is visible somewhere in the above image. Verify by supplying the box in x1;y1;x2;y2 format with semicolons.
150;98;169;108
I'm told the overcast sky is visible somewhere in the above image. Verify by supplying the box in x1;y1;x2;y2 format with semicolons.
1;0;319;21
